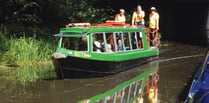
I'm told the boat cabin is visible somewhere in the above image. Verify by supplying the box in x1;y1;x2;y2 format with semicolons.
55;22;156;56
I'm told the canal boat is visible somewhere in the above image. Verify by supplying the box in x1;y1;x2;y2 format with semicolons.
52;21;159;78
185;51;209;103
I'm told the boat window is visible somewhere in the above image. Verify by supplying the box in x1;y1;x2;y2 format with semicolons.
93;32;116;53
115;32;126;51
92;33;104;53
130;32;137;49
124;32;131;50
130;32;143;50
106;33;115;53
61;36;88;51
137;32;143;49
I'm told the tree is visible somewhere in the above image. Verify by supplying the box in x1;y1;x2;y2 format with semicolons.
0;0;114;36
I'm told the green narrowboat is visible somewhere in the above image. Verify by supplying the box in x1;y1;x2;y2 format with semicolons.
52;22;159;78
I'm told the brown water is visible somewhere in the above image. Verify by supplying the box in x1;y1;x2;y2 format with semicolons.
0;42;207;103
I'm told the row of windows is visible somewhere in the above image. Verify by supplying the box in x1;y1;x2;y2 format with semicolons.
93;32;143;53
61;32;144;53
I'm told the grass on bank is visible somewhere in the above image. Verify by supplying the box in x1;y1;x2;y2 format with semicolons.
0;26;57;66
0;26;58;83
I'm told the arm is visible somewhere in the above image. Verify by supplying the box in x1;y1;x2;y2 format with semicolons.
142;11;145;17
115;14;118;21
156;14;159;30
131;12;135;25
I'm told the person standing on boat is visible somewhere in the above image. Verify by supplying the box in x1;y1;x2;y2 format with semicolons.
115;9;126;23
131;5;145;28
149;7;159;47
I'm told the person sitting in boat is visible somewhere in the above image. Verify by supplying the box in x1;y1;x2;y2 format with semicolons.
132;5;145;28
93;41;101;53
149;7;159;47
115;9;126;23
106;44;113;53
118;39;123;51
117;39;126;51
62;39;70;49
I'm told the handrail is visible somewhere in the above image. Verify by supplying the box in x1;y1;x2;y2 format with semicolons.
143;28;159;48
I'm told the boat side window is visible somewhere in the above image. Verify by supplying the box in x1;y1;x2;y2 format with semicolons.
115;32;126;51
123;32;131;50
106;33;115;53
136;32;143;49
92;33;104;53
61;36;88;51
130;32;143;50
130;32;138;49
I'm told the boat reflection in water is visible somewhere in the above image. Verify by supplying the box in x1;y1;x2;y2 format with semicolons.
79;62;159;103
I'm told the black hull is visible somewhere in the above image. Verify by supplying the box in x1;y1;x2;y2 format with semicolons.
52;56;158;78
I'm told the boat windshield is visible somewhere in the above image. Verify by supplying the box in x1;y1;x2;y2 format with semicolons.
61;36;88;51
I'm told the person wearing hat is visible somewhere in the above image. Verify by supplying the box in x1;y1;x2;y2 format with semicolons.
131;5;145;28
93;41;101;53
115;9;126;23
149;7;159;47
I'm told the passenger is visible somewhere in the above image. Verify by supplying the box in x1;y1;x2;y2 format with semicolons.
132;5;145;28
93;41;101;53
118;39;126;51
62;39;70;49
118;39;123;51
138;39;143;48
106;44;113;53
149;7;159;47
107;34;115;51
115;9;126;23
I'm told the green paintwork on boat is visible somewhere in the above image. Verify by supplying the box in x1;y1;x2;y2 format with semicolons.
54;24;159;62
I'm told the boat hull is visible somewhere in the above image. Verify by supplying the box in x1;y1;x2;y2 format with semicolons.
52;55;158;78
185;51;209;103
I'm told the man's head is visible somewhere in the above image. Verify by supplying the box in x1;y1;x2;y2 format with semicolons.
119;9;125;15
136;5;142;11
150;7;157;12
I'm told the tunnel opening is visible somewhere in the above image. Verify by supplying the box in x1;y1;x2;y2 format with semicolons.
160;1;209;47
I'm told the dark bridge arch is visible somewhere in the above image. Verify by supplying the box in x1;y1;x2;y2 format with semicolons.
159;1;209;47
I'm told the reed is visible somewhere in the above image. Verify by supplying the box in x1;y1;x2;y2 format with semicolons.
8;36;55;63
0;26;57;65
0;25;58;84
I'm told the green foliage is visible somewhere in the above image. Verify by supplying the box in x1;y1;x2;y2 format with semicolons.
0;26;56;65
1;0;40;25
0;0;114;37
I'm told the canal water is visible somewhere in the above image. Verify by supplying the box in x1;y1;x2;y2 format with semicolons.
0;42;207;103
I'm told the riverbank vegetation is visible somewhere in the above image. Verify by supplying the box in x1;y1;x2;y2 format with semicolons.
0;26;56;66
0;26;57;83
